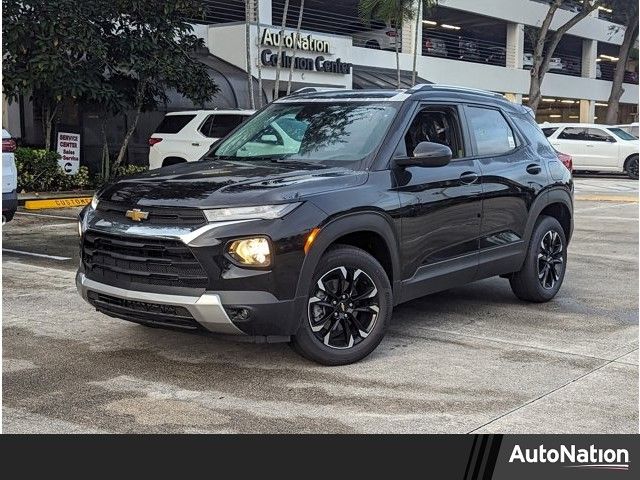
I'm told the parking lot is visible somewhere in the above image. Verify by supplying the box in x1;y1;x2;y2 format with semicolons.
2;175;638;433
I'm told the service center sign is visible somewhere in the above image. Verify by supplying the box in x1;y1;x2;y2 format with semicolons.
56;132;80;174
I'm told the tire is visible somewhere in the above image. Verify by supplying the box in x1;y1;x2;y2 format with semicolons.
625;155;638;180
291;245;392;365
509;216;567;303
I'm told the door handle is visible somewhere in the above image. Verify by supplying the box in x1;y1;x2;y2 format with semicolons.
459;171;479;184
526;163;542;175
192;142;200;146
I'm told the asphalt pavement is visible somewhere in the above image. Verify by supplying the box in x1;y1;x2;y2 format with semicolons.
2;175;638;433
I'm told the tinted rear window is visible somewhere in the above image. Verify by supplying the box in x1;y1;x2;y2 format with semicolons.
154;114;196;134
510;113;556;157
199;114;247;138
466;106;517;156
541;127;558;137
558;127;587;140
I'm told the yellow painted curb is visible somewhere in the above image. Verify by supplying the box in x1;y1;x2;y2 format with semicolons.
575;194;638;203
24;197;92;210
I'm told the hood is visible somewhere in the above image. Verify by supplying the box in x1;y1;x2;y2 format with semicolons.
100;159;367;208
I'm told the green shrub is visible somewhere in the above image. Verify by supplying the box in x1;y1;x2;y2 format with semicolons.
16;148;96;192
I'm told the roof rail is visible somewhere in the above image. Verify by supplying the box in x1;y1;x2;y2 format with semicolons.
289;87;345;96
411;84;503;98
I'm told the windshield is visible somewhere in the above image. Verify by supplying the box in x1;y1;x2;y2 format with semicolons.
609;127;638;141
210;101;399;166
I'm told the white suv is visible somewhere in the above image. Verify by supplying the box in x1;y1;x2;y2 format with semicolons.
351;21;400;51
2;129;18;223
148;110;254;169
541;123;639;179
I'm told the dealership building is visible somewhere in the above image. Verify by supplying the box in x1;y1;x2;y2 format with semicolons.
3;0;638;169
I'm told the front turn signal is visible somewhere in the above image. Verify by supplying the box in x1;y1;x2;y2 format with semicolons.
304;227;321;254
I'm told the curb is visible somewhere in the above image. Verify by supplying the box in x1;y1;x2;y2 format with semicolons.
18;190;95;209
574;194;638;203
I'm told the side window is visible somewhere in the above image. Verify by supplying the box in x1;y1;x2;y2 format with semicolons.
398;105;464;159
154;114;196;134
510;113;556;157
541;127;558;137
466;106;517;156
201;115;246;138
586;128;615;142
558;127;587;140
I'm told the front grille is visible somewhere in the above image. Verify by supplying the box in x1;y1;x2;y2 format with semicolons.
87;291;201;330
83;230;208;288
96;201;206;227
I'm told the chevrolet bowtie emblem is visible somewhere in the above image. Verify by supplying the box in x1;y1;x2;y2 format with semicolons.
125;208;149;222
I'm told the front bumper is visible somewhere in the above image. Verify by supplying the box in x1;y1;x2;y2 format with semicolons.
76;272;244;335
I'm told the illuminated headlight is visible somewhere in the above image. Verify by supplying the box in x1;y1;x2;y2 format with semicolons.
204;203;300;222
90;193;99;210
227;237;272;267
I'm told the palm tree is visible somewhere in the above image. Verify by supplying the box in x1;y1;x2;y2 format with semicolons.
244;0;255;109
286;0;305;96
412;1;437;85
273;0;290;100
359;0;417;88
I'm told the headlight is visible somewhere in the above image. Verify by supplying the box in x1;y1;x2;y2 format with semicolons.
90;193;99;210
227;237;272;267
204;203;300;222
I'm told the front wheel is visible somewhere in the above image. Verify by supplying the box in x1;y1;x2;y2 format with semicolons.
509;216;567;302
291;245;392;365
626;155;638;180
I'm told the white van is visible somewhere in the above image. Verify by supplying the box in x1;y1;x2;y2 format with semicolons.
2;129;18;224
148;110;254;169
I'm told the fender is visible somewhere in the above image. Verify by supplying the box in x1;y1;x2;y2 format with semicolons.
522;187;573;247
293;210;402;306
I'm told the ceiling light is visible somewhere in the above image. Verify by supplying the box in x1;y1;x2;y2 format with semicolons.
441;24;461;30
561;100;575;104
596;58;602;62
569;115;579;119
597;6;613;13
600;54;619;61
542;98;556;102
595;102;608;107
422;20;437;26
549;115;562;118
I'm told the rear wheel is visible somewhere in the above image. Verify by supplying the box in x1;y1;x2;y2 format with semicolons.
509;216;567;302
625;155;638;180
291;245;392;365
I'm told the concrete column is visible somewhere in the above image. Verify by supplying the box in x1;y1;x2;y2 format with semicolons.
506;22;524;69
580;99;595;123
401;1;423;55
257;0;272;26
582;38;597;79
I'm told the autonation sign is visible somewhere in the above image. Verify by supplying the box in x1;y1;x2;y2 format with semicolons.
260;29;352;74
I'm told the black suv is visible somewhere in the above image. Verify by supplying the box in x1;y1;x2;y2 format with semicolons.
77;85;573;365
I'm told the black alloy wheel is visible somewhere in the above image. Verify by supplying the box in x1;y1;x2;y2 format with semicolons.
537;230;564;290
307;266;380;349
627;156;639;180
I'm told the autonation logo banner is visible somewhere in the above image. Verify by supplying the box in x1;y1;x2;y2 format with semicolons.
492;436;638;479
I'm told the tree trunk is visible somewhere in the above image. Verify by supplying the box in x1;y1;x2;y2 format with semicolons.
605;17;639;124
42;101;59;151
273;0;290;100
255;0;263;108
286;0;305;96
528;0;599;113
101;121;110;180
111;106;141;178
395;26;401;88
245;0;255;109
412;1;421;86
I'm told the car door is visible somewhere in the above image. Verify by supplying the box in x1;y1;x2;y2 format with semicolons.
466;106;548;278
393;103;483;302
584;127;619;170
549;127;590;169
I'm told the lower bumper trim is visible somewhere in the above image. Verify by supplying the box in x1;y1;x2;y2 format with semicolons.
76;273;245;335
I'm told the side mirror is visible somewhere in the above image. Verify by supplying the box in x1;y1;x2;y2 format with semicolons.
396;142;452;167
260;134;279;144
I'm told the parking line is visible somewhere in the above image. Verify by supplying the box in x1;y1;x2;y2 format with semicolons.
2;249;72;261
15;212;77;221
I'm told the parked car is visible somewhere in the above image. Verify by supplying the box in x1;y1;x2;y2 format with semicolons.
457;37;482;61
485;46;506;65
541;122;639;179
614;123;639;138
523;52;564;71
424;36;448;57
2;129;18;224
351;20;400;51
148;110;254;169
78;85;573;365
